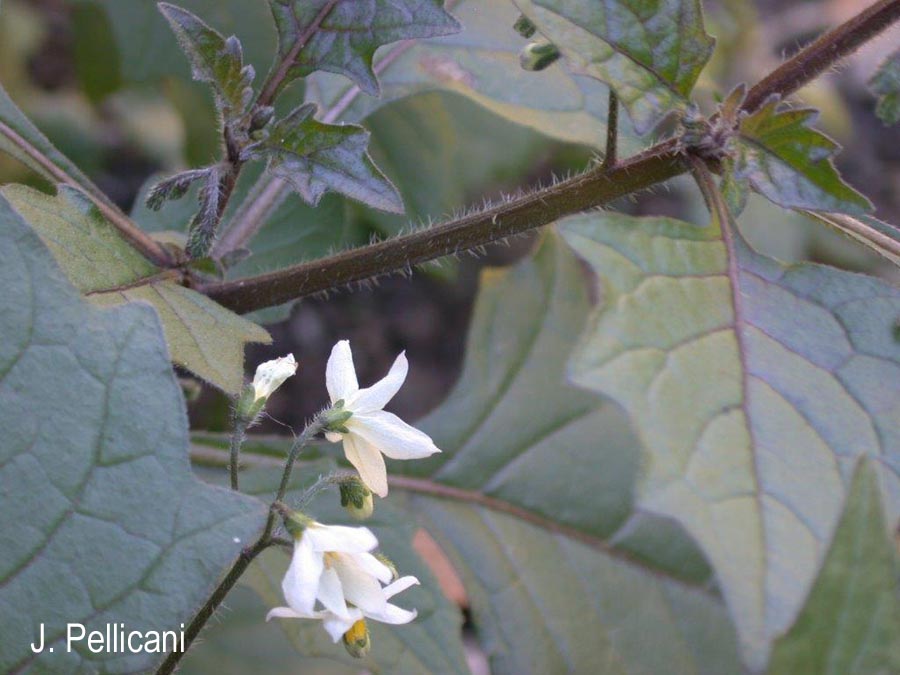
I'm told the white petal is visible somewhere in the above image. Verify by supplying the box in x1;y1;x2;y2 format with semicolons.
383;575;420;600
349;410;441;460
332;553;388;614
366;603;418;625
344;434;388;497
252;354;297;400
283;537;322;615
266;606;304;621
326;340;359;403
316;567;350;618
324;431;343;443
353;552;394;584
350;351;408;413
322;608;363;643
305;522;378;553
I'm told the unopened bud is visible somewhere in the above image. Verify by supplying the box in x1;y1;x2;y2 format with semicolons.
239;355;297;421
519;39;560;72
250;105;275;132
342;619;370;658
340;477;374;520
513;14;537;38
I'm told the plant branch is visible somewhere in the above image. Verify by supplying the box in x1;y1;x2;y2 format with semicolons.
743;0;900;111
602;90;618;169
200;0;900;313
229;416;248;490
0;120;173;267
257;0;341;108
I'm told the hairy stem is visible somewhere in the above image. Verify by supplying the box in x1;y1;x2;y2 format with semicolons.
229;416;248;490
743;0;900;111
204;142;685;312
602;90;618;169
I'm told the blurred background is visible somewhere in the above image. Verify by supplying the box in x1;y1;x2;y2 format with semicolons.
1;0;898;431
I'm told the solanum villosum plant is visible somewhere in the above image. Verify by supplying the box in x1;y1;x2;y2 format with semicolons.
1;0;899;673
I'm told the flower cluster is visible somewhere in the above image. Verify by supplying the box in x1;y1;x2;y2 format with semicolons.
247;341;441;657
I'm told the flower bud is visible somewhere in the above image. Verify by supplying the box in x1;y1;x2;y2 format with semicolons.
519;39;560;72
513;14;537;38
339;477;374;520
250;105;275;132
252;354;297;402
342;619;370;659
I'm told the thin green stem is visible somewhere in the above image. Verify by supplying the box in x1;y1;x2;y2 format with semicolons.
229;417;248;490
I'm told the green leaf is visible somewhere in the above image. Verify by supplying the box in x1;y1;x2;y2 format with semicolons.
869;48;900;125
726;96;871;215
219;464;470;674
158;3;255;121
247;103;403;213
268;0;460;96
0;194;266;673
510;0;715;133
561;210;900;669
769;461;900;674
309;0;635;150
1;184;271;392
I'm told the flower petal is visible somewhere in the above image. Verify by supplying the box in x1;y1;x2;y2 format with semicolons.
322;608;363;643
350;351;408;413
326;340;358;403
324;431;343;443
344;434;388;497
383;575;420;600
306;522;378;553
354;552;394;584
266;606;305;621
283;537;322;615
367;603;418;625
332;553;388;614
316;567;350;618
349;410;441;460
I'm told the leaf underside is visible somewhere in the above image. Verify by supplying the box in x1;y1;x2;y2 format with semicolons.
561;211;900;669
1;184;270;393
0;195;266;673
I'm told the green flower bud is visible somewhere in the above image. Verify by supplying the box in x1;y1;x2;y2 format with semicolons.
513;14;537;38
235;384;265;422
342;619;371;658
519;39;561;72
340;476;374;520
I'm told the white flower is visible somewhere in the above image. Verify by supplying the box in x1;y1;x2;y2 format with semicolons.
324;340;441;497
266;521;420;642
252;354;297;401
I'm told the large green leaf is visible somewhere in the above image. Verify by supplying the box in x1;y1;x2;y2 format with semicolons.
308;0;633;150
1;184;270;392
0;194;266;672
268;0;460;96
725;95;871;215
247;103;403;213
561;210;900;669
869;47;900;125
510;0;714;133
769;461;900;674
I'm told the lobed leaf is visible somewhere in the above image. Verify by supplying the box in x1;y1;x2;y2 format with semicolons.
158;3;255;122
561;209;900;668
1;184;270;393
268;0;460;96
726;96;871;215
869;47;900;125
0;194;266;673
247;103;403;213
511;0;715;133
